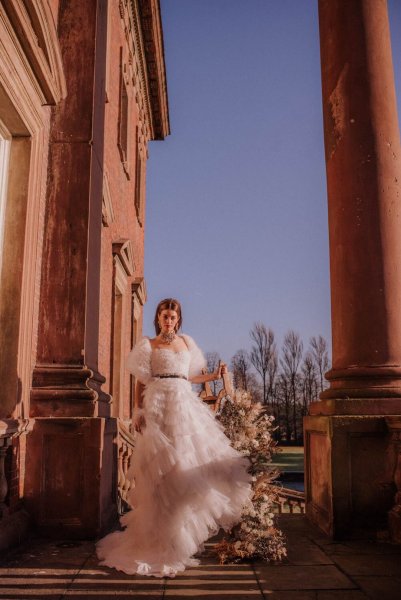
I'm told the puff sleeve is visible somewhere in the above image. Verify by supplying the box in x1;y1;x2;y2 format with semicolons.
181;334;207;379
126;337;152;384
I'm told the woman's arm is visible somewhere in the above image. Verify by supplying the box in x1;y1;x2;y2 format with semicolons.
133;380;146;433
189;362;227;384
134;380;145;410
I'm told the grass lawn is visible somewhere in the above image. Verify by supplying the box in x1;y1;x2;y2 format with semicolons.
271;446;304;473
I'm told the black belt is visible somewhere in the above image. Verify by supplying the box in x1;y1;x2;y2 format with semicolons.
154;374;188;380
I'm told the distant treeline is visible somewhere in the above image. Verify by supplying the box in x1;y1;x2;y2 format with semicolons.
206;323;330;444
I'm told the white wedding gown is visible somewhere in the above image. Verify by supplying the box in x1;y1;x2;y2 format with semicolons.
96;334;253;577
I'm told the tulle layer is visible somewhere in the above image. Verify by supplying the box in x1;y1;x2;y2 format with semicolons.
96;379;253;577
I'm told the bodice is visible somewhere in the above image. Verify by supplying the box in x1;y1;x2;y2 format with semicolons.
151;348;191;379
126;334;206;385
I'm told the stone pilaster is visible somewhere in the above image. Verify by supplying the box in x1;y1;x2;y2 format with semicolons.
28;0;115;537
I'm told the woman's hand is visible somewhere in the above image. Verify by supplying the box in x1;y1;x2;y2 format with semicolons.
133;410;146;434
215;361;228;379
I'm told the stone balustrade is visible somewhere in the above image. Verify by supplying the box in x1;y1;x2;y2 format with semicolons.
0;419;30;551
116;420;136;515
0;436;12;520
0;420;28;520
272;486;305;515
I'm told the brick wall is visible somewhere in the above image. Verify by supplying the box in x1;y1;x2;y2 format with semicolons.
99;0;147;417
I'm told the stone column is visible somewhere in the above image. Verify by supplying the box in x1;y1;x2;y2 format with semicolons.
304;0;401;538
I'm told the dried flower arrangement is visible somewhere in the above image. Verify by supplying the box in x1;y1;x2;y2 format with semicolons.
215;389;287;563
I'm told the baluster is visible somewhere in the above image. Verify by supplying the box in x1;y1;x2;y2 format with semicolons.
122;446;130;502
0;437;11;519
117;442;124;494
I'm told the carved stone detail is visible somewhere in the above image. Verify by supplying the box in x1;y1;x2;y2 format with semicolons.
102;170;115;227
117;0;169;141
112;239;135;277
1;0;67;103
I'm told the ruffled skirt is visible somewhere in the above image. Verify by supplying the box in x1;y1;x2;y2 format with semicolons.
96;379;253;577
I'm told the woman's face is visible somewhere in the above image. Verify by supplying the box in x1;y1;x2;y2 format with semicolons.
158;309;179;334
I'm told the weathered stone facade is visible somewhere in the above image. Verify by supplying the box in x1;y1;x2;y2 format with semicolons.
0;0;169;549
2;0;401;556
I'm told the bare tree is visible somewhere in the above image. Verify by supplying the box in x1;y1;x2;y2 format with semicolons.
247;372;263;404
280;330;303;442
301;352;318;415
276;373;292;442
231;349;251;391
310;335;329;394
267;347;278;419
249;323;276;405
205;351;221;395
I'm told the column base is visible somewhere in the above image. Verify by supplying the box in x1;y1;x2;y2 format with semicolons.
304;413;395;539
321;366;401;400
310;397;401;416
24;417;117;538
31;364;111;418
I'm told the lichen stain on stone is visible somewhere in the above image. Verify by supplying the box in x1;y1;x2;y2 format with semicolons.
328;64;349;160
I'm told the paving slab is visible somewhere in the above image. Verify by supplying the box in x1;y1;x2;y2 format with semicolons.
331;553;401;577
353;576;401;600
254;564;357;591
320;540;401;556
280;541;335;566
1;516;401;599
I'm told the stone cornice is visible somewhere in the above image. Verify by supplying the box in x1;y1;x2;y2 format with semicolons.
136;0;170;140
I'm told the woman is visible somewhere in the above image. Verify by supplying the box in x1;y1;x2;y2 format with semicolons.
96;298;253;577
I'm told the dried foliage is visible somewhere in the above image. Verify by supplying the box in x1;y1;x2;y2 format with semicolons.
214;389;287;564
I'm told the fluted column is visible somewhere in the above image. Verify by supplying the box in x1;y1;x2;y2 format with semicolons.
314;0;401;409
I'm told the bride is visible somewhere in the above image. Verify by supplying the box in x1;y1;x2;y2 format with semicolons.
96;298;253;577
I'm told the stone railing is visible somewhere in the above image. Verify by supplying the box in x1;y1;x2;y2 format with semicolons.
0;419;29;520
271;485;305;514
115;415;306;518
116;420;136;515
0;435;13;520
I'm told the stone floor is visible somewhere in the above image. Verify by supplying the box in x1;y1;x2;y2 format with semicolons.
0;515;400;599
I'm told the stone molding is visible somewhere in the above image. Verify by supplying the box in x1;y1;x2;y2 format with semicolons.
118;0;169;141
0;4;55;417
102;169;115;226
112;239;135;278
1;0;67;104
137;0;170;140
132;276;147;306
321;365;401;401
30;365;109;418
132;277;146;325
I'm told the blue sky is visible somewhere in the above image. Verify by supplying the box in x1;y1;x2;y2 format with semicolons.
143;0;401;362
